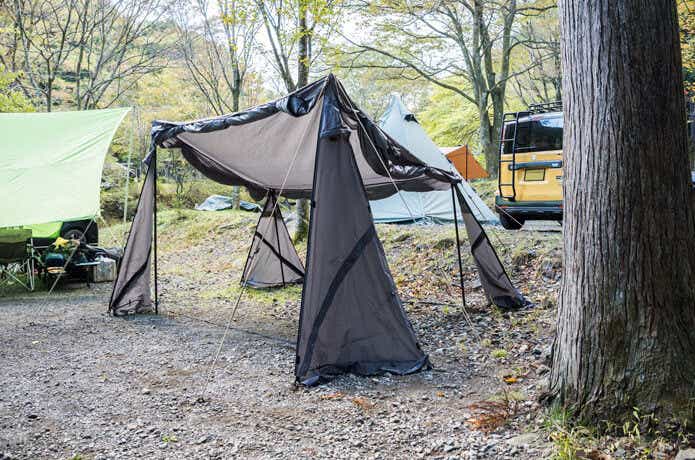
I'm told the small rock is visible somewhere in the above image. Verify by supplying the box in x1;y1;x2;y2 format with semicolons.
676;448;695;460
141;388;151;395
196;435;209;445
443;444;457;453
507;433;537;447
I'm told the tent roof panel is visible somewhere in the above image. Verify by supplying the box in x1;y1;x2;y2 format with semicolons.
149;76;459;199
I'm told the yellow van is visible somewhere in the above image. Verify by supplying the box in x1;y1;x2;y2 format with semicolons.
496;102;563;229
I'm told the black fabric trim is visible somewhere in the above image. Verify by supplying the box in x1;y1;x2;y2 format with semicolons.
253;231;305;278
150;77;328;154
110;299;154;315
300;355;432;386
246;278;303;289
146;75;460;201
296;226;377;379
470;232;486;252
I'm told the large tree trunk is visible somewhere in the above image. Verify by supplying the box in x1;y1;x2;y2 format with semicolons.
551;0;695;422
294;3;310;242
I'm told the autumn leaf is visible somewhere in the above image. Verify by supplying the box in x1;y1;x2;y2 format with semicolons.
351;397;375;411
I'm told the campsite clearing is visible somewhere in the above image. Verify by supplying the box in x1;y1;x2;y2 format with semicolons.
0;209;561;459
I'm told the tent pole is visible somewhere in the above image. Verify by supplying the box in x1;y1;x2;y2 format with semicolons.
273;193;286;287
451;184;466;309
153;149;159;314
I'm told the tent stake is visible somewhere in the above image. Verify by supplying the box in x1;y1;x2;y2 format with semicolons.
451;185;466;309
153;149;159;314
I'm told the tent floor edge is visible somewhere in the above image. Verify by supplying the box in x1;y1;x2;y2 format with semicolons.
299;355;432;387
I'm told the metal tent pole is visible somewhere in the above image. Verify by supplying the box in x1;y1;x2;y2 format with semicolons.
451;185;466;308
123;105;136;235
153;149;159;314
272;193;286;287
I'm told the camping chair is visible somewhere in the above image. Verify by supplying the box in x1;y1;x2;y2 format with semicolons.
0;228;35;292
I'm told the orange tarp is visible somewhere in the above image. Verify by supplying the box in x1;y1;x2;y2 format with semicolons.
440;145;489;180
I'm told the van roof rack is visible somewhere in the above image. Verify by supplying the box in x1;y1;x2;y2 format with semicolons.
527;101;562;114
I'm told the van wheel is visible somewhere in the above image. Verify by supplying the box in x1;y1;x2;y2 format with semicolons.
499;213;524;230
60;220;98;244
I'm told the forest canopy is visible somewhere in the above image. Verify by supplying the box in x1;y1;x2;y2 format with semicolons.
0;0;691;167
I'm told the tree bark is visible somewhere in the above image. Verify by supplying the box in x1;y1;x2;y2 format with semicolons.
477;102;496;177
551;0;695;422
231;65;241;209
294;1;310;242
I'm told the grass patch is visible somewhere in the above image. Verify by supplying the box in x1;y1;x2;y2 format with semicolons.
491;348;508;359
202;283;302;305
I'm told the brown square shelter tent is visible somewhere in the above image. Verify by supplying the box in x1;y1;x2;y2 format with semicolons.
109;75;528;385
441;145;489;180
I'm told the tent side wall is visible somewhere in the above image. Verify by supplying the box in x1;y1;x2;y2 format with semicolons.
241;193;304;288
109;159;155;315
454;187;527;309
295;90;429;384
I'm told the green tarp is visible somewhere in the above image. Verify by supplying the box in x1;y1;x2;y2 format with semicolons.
0;108;129;228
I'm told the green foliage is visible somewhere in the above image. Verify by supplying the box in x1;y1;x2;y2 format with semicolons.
491;348;508;359
418;80;480;149
544;405;596;460
161;434;178;443
0;66;34;112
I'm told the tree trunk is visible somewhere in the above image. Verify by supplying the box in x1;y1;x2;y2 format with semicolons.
294;2;310;242
478;101;497;178
488;88;505;178
231;65;242;209
551;0;695;422
45;78;52;112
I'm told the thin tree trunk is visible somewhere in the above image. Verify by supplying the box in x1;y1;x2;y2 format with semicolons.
478;101;496;177
489;90;505;178
294;2;310;242
231;65;241;209
551;0;695;422
45;78;52;112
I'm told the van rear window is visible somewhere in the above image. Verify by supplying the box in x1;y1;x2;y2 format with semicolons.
503;116;563;154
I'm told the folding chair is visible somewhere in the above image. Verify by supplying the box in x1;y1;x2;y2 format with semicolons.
0;228;35;292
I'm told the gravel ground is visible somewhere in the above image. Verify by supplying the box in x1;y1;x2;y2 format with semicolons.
0;287;554;460
1;213;560;459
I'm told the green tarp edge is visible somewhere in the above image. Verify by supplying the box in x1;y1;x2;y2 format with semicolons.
0;107;130;229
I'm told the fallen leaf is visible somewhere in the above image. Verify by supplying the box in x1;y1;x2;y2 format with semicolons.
351;397;375;411
319;392;344;400
583;450;613;460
